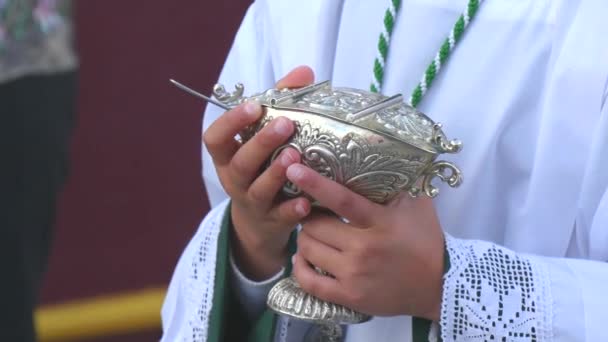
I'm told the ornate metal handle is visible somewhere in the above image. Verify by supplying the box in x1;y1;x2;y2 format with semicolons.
410;160;463;198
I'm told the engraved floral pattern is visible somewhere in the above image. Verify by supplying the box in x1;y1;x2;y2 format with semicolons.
245;117;429;203
376;105;434;141
296;88;385;119
218;82;463;200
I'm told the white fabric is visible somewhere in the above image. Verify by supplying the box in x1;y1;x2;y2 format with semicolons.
228;250;284;320
229;243;318;342
162;0;608;341
160;200;227;342
441;233;608;341
441;235;554;341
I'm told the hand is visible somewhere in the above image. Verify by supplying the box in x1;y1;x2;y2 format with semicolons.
203;66;315;280
286;163;445;321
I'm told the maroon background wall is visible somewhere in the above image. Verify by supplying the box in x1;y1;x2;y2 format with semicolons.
39;1;251;340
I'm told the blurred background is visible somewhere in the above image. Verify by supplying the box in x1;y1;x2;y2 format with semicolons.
6;1;251;341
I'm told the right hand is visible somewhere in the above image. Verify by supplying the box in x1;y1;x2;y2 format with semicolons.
203;66;315;280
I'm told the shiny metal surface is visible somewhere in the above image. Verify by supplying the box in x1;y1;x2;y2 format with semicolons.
267;276;370;325
174;80;465;328
210;81;464;327
213;81;463;201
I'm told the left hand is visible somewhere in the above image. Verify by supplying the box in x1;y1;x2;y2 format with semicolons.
286;163;446;321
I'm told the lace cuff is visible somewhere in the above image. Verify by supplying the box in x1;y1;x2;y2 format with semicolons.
440;235;553;341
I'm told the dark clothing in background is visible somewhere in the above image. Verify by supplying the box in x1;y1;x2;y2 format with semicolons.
0;71;77;342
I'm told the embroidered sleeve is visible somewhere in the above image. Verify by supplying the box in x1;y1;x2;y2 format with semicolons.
440;235;553;341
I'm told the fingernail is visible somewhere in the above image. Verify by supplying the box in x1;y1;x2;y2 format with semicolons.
274;117;292;136
280;150;295;167
295;201;307;216
286;164;305;182
243;102;262;118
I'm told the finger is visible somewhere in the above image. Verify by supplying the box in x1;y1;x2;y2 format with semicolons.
230;117;295;189
293;253;346;306
270;196;311;227
248;147;300;209
286;164;378;228
203;102;263;166
297;230;343;277
301;213;355;252
276;65;315;89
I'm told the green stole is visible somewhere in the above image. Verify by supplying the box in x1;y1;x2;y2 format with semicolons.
207;203;295;341
206;203;447;342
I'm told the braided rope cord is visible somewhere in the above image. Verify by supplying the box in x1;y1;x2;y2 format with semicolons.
371;0;483;108
371;0;402;94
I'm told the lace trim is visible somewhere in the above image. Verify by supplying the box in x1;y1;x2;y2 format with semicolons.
441;235;553;341
183;202;226;342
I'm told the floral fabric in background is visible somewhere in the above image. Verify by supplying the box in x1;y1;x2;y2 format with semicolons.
0;0;70;53
0;0;75;83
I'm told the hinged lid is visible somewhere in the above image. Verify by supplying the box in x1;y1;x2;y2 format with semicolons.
213;81;462;155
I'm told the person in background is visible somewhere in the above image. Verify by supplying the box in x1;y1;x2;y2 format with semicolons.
0;1;77;340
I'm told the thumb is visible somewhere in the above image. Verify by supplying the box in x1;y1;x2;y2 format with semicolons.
276;65;315;89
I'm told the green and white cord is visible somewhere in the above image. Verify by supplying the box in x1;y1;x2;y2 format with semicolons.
371;0;402;94
371;0;484;108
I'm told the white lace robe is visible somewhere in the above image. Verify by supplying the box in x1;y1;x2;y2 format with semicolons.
161;0;608;340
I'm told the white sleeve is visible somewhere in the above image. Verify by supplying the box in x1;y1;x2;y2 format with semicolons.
197;0;285;324
440;233;608;342
160;201;229;342
440;83;608;342
201;0;276;208
228;251;285;319
162;2;276;339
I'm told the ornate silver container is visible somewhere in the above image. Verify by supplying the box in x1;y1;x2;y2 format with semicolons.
172;78;463;336
211;81;463;331
213;80;463;202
